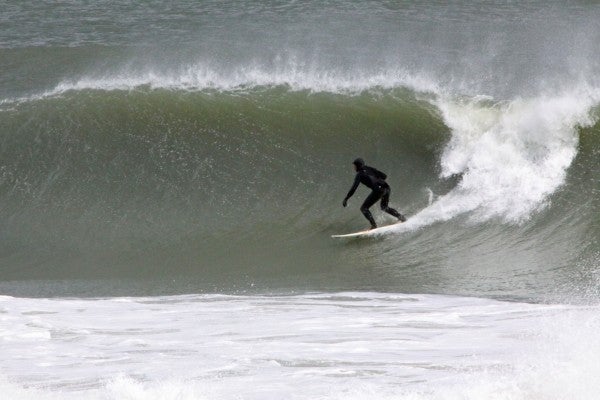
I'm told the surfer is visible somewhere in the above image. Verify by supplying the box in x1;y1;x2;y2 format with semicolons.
343;158;406;229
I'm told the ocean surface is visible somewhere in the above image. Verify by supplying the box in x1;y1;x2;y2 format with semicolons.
1;1;599;398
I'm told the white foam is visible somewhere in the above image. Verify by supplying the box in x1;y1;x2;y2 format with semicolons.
1;293;599;399
373;86;599;237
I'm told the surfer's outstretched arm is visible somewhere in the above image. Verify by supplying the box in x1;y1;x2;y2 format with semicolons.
343;175;360;207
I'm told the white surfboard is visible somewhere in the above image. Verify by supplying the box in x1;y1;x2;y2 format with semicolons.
331;222;401;238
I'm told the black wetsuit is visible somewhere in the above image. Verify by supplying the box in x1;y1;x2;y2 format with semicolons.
344;166;405;228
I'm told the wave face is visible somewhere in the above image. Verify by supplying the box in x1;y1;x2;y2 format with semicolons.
1;0;599;300
0;86;598;300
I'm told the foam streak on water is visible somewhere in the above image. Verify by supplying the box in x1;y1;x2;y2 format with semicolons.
1;293;599;399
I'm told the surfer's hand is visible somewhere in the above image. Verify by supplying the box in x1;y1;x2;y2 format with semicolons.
342;198;348;207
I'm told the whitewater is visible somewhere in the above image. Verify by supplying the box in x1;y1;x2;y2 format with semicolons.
3;293;600;400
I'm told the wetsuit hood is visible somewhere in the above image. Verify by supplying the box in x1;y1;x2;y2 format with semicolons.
353;158;365;168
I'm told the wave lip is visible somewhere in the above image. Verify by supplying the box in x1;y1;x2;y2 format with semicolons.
0;62;443;109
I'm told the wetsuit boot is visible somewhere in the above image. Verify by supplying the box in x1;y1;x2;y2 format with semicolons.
383;207;406;222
